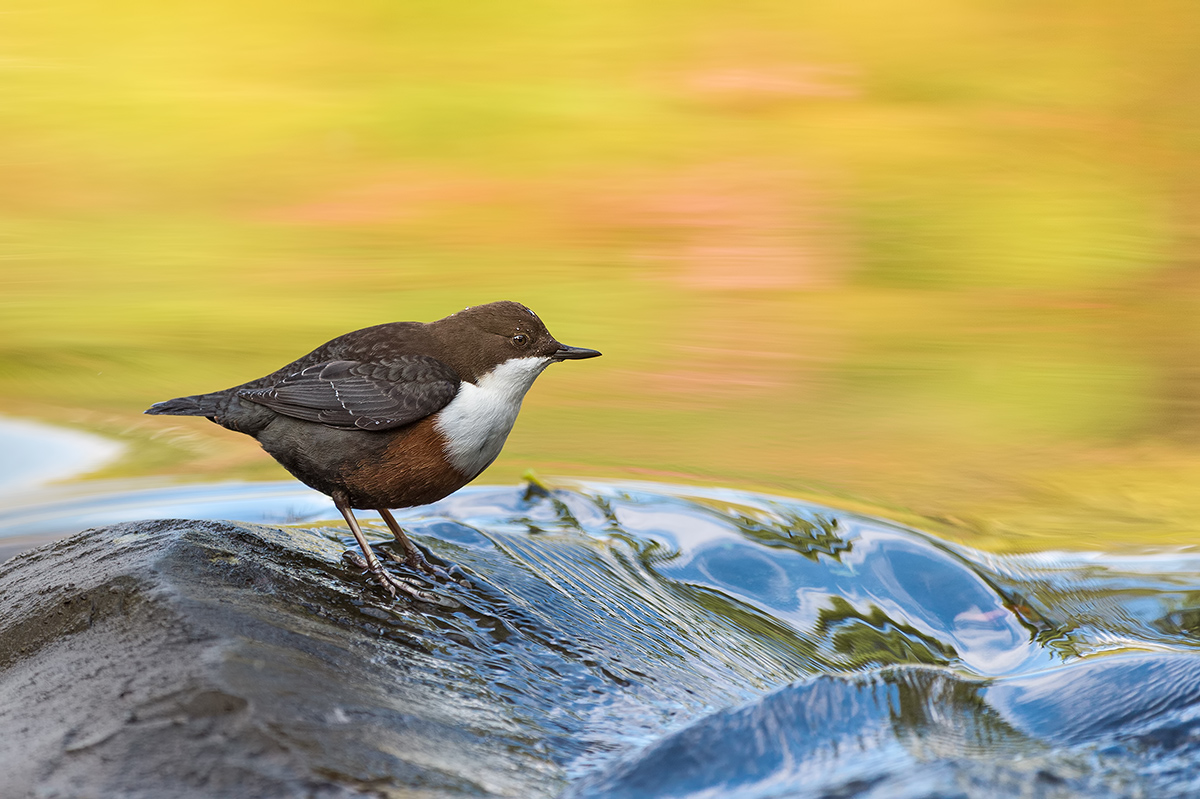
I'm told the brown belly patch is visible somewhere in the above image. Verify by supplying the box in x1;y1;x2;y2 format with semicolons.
339;416;470;509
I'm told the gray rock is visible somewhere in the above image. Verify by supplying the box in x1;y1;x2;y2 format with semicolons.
0;519;559;799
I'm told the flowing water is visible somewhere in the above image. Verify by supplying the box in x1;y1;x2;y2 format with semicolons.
5;432;1200;797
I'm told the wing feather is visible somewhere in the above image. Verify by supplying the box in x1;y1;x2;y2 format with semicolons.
238;356;460;431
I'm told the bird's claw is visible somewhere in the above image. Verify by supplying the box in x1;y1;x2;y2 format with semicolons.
383;546;471;587
341;551;443;603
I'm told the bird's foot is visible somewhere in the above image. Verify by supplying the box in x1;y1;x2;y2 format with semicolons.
341;551;445;604
383;546;471;587
375;509;472;587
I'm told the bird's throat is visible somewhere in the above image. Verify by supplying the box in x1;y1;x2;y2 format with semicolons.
433;356;551;478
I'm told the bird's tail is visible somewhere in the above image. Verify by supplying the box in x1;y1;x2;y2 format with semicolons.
144;392;224;417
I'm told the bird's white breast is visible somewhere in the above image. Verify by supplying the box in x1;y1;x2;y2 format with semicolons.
434;356;552;478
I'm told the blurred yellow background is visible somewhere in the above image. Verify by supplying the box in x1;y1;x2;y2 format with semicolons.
3;1;1200;550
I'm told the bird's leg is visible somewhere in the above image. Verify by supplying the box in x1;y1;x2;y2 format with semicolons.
376;508;436;573
335;498;439;603
378;508;469;584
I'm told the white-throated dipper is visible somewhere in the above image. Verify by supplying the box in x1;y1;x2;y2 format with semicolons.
146;301;600;600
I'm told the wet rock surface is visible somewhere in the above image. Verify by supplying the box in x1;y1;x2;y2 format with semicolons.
0;518;559;799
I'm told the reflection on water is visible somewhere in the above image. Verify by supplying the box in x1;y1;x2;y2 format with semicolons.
0;416;123;495
7;476;1200;796
0;480;333;540
569;654;1200;799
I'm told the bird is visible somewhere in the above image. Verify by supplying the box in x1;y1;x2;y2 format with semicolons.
145;301;601;600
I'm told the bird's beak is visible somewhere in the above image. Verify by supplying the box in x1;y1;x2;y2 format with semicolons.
551;343;602;361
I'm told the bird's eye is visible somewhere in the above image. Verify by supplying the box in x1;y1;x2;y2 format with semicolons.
512;333;528;347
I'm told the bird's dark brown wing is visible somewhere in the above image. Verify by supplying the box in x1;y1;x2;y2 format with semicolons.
238;357;461;431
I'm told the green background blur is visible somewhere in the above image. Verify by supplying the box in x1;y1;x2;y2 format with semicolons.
3;1;1200;551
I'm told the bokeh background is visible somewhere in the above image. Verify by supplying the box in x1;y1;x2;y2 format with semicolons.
3;1;1200;551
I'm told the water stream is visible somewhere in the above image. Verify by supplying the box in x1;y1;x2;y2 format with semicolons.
3;422;1200;797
